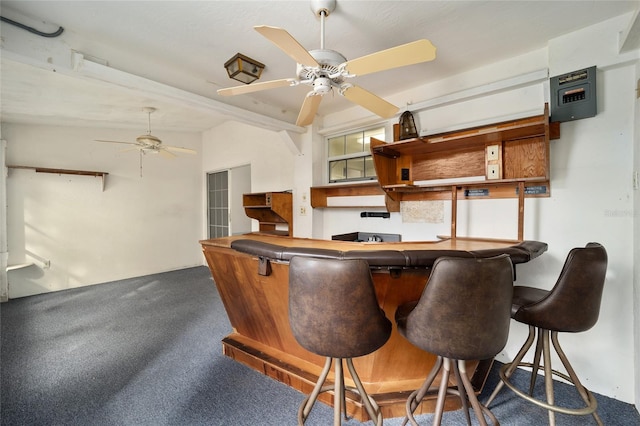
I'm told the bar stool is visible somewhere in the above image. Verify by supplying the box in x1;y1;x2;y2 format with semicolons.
288;256;392;426
395;255;514;426
485;243;607;425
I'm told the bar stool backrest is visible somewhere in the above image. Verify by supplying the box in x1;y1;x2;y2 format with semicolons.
288;256;392;359
513;242;608;332
400;255;514;360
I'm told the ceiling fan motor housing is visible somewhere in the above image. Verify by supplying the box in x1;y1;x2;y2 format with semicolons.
297;49;346;86
136;134;162;147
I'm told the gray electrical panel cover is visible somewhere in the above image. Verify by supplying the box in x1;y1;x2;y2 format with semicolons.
550;66;597;123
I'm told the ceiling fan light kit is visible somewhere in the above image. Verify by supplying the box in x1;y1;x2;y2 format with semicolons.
224;53;265;84
217;0;436;126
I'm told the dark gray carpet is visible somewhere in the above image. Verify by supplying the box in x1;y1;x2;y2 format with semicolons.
1;266;638;425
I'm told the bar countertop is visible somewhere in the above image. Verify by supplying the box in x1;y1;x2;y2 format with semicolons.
201;233;526;251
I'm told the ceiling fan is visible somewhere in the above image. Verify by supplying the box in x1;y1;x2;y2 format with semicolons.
94;107;197;159
217;0;436;126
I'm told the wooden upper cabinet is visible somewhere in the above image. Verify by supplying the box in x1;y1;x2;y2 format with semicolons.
310;104;559;216
371;104;558;202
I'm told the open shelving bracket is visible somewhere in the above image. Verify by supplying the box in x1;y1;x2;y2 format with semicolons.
8;166;109;191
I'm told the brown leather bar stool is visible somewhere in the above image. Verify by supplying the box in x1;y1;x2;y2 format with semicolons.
395;255;514;426
288;256;392;426
485;243;608;425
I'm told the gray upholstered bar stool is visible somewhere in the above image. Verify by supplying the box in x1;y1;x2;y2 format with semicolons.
288;256;392;426
485;243;608;425
395;255;514;426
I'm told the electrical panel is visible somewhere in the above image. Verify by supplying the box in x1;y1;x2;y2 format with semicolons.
550;66;597;122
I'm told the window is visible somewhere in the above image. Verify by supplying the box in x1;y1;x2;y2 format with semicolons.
327;127;385;183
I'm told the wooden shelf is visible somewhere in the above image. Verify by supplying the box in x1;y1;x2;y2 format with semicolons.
378;115;559;158
310;182;393;208
370;104;557;241
310;105;558;241
8;165;108;190
243;192;293;237
373;105;555;195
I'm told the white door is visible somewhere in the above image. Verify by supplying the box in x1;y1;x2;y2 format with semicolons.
229;164;251;235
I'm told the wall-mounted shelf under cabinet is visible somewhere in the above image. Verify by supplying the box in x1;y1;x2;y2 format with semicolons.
310;182;398;210
8;166;109;191
243;192;293;237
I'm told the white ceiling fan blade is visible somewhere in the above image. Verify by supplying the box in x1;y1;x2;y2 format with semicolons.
121;147;142;153
157;148;176;159
254;25;320;68
217;78;297;96
94;139;137;145
341;85;399;118
296;95;323;127
164;146;197;154
344;39;436;77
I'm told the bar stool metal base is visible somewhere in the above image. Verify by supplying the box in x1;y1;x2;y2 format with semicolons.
486;326;602;426
298;357;383;426
403;356;499;426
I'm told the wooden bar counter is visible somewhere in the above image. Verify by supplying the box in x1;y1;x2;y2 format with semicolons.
200;234;547;421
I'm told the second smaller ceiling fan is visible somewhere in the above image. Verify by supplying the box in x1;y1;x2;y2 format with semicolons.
94;107;197;159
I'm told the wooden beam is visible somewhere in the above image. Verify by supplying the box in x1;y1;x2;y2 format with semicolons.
451;185;458;240
518;181;525;241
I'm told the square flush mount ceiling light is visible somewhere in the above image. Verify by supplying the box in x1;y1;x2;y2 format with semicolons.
224;53;265;84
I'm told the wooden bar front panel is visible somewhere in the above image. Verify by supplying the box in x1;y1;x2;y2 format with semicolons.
200;239;495;420
202;245;436;381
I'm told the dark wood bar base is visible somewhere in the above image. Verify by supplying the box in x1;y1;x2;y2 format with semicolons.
222;334;494;420
201;235;547;421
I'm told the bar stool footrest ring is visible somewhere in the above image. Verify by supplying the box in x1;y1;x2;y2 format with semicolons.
498;361;598;417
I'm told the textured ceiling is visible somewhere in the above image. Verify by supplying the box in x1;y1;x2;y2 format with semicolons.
0;1;638;132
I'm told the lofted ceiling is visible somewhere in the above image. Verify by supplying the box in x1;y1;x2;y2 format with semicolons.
0;0;639;133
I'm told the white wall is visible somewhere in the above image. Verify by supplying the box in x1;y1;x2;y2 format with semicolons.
634;57;640;413
508;64;635;403
544;13;638;406
1;140;8;302
4;124;203;297
229;164;252;236
201;121;296;234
